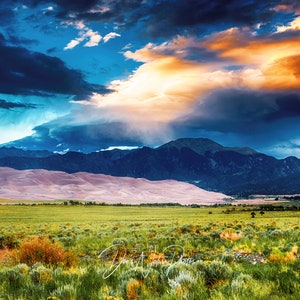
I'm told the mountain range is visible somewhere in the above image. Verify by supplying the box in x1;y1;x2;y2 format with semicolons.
1;138;300;196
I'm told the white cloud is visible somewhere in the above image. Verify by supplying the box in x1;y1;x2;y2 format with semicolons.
63;21;102;50
64;39;82;50
99;146;139;151
122;43;132;50
103;32;121;43
84;29;102;47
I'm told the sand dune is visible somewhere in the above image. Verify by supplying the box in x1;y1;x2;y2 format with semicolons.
0;167;227;205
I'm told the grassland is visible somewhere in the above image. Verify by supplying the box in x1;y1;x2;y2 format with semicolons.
0;203;300;299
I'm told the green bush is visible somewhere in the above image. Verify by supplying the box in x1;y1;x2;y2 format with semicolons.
276;270;299;295
202;260;233;288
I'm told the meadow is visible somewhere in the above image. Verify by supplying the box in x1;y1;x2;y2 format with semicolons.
0;202;299;299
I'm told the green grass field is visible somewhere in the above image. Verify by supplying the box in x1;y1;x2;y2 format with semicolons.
0;203;300;299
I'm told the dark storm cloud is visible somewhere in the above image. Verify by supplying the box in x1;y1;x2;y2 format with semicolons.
55;0;144;24
175;89;300;134
9;121;143;152
60;0;297;37
7;35;38;46
7;0;98;11
51;0;98;12
140;0;278;37
268;94;300;120
49;122;142;149
0;7;15;25
4;0;297;38
5;0;143;23
0;35;109;97
0;99;37;110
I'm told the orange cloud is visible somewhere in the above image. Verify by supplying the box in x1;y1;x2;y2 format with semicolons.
273;4;300;14
203;27;300;90
203;28;299;63
73;27;300;143
262;54;300;89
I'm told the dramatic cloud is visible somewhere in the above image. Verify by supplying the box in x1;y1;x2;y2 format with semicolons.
6;0;300;38
50;0;300;38
175;90;300;132
0;99;37;110
0;35;108;97
8;121;145;153
1;0;300;158
78;28;300;121
69;24;300;155
202;27;300;90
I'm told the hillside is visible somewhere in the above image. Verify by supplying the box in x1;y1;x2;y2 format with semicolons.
0;167;227;205
1;138;300;196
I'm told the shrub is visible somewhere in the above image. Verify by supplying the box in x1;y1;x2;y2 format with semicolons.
220;229;243;241
202;260;233;288
165;261;194;279
125;279;143;300
221;253;234;264
0;234;20;249
168;270;196;298
230;273;274;299
76;266;105;299
51;284;77;299
12;236;78;267
1;267;28;291
30;263;53;284
231;273;253;294
276;270;299;295
268;246;298;263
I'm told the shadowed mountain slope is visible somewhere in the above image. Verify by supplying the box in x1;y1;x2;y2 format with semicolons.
1;138;300;196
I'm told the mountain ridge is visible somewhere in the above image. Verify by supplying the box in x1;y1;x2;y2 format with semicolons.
158;138;258;155
1;138;300;196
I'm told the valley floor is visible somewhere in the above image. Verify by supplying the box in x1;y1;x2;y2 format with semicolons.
0;204;299;299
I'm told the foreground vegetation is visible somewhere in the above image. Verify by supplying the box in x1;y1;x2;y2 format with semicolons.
0;203;300;299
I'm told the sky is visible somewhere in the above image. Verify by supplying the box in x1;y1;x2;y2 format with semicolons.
0;0;300;158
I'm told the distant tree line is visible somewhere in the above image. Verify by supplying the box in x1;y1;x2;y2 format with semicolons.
283;195;300;201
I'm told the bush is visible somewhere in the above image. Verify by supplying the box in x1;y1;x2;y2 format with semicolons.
0;234;20;249
230;273;274;299
276;270;299;295
231;273;253;294
268;246;298;263
202;260;233;288
220;229;243;241
221;253;234;264
30;263;53;284
1;267;28;291
12;236;78;267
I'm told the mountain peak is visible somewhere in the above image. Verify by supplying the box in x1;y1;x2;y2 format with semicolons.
158;138;223;155
158;138;257;155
